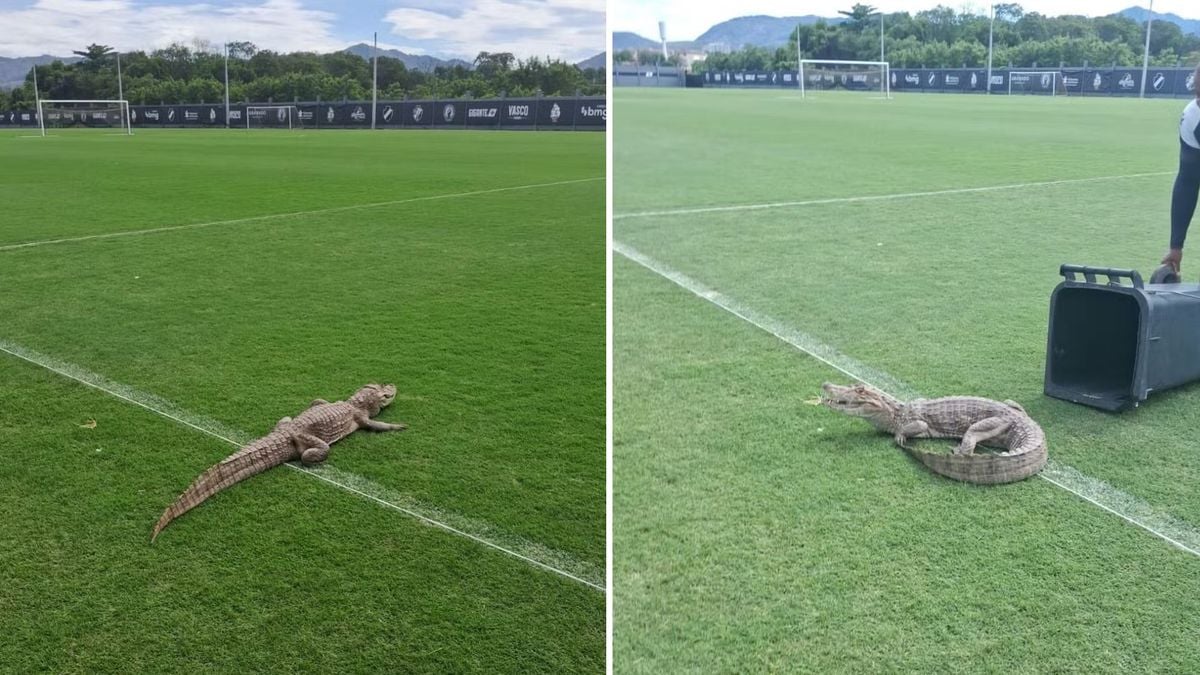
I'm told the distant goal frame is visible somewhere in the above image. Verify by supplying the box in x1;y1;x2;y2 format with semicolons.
245;105;302;130
1008;70;1065;96
36;99;133;136
798;59;891;99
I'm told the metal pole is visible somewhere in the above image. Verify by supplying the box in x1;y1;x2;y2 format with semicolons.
224;43;230;128
880;13;884;63
116;52;124;101
372;32;378;130
1140;0;1154;98
987;4;995;95
796;23;801;90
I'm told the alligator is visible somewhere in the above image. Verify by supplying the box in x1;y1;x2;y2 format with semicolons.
151;383;407;542
815;382;1047;484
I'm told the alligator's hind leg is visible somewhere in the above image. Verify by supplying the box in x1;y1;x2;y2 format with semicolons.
273;416;292;431
953;417;1013;455
295;434;332;465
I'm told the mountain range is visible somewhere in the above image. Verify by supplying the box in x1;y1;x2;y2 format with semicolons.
342;43;472;71
616;5;1199;53
0;54;80;89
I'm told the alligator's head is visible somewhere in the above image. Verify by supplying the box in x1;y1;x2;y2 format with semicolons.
819;382;900;427
350;383;397;415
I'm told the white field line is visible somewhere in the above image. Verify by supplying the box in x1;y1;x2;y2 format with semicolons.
615;240;1200;560
0;337;604;591
612;172;1173;221
0;177;603;253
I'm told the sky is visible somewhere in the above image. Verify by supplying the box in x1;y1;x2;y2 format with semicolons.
610;1;1197;43
0;0;606;62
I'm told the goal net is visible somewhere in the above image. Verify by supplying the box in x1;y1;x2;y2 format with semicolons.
246;105;303;129
1008;71;1065;96
37;100;131;136
799;60;890;98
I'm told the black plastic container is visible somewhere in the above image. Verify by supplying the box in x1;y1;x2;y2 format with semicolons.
1045;264;1200;411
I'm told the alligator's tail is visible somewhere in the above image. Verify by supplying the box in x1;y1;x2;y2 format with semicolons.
908;443;1047;484
151;440;291;543
907;419;1048;485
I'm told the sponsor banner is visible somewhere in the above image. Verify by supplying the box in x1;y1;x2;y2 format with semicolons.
890;69;922;91
537;99;574;127
1147;69;1176;97
464;101;501;127
1181;69;1198;97
434;100;465;127
987;70;1007;93
1061;69;1085;95
403;101;433;127
575;99;606;127
1;110;37;126
1112;69;1141;95
955;70;986;92
1008;71;1055;94
501;99;538;127
1083;69;1111;95
376;102;401;126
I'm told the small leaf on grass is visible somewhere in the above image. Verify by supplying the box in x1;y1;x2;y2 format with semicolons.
803;397;823;406
80;419;97;429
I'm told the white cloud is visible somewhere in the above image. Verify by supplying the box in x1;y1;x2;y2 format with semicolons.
385;0;605;63
0;0;344;57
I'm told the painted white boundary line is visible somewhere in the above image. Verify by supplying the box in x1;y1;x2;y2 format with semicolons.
612;172;1173;220
0;177;603;253
0;337;604;591
615;240;1200;559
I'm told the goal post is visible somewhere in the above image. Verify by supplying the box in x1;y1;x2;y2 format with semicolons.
799;59;890;99
36;100;132;136
246;105;302;130
1008;70;1064;96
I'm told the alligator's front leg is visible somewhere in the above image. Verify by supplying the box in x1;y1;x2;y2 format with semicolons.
953;417;1013;455
355;412;407;432
894;420;929;449
294;433;332;465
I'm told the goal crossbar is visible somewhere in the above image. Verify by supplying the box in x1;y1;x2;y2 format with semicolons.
798;60;891;99
37;99;132;136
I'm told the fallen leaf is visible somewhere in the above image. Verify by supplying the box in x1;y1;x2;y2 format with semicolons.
80;419;97;429
803;397;823;406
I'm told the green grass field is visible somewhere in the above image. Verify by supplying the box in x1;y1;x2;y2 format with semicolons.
0;128;604;673
614;89;1200;672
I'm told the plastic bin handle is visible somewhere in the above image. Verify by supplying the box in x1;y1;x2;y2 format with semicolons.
1059;264;1143;289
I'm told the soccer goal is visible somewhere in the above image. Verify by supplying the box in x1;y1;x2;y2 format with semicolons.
246;105;303;130
1008;71;1065;96
799;60;890;99
37;100;132;136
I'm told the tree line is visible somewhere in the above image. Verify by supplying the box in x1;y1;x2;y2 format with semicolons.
3;42;605;108
617;3;1200;71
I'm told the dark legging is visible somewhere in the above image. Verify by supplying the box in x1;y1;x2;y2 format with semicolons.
1171;142;1200;249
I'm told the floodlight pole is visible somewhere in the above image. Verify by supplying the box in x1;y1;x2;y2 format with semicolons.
116;51;124;101
224;43;230;128
986;4;995;95
1140;0;1154;99
796;22;801;89
372;32;378;130
879;13;884;63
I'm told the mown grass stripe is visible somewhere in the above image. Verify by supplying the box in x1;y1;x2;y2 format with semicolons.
0;176;603;253
615;240;1200;560
612;172;1173;220
0;337;605;591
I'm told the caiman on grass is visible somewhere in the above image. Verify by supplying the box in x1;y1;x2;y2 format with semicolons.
151;384;407;542
816;382;1047;484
